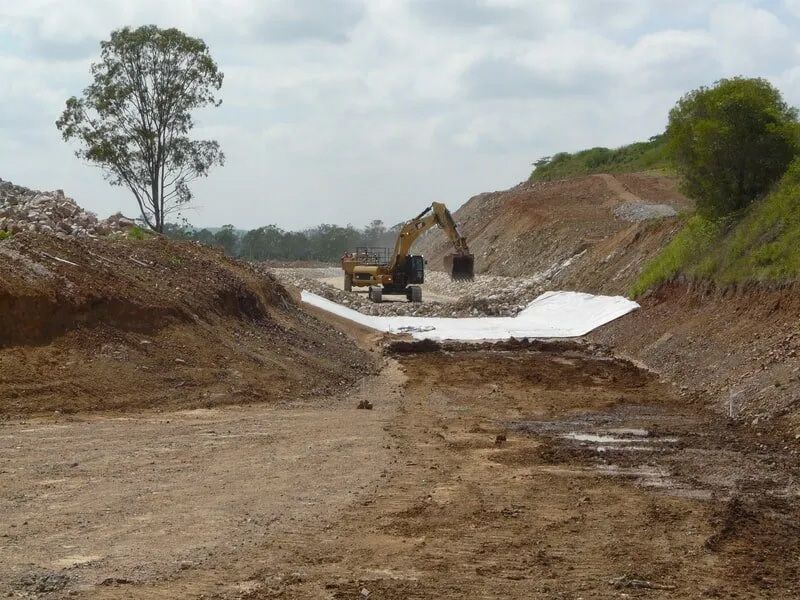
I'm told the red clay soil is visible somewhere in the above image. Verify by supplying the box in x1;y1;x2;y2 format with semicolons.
418;172;691;294
592;281;800;429
0;233;373;416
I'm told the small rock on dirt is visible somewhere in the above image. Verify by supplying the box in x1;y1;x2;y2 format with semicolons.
357;400;373;410
99;577;133;586
16;571;69;593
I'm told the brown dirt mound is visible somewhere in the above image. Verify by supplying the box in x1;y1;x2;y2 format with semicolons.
0;233;288;346
0;233;372;416
417;172;692;295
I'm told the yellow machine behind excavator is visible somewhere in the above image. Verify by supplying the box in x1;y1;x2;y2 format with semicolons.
340;202;474;303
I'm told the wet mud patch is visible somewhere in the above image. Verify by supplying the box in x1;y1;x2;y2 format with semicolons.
385;337;602;356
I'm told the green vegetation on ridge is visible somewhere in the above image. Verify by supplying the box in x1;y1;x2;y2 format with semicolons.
529;135;669;182
166;219;400;263
618;78;800;296
666;77;800;219
631;159;800;295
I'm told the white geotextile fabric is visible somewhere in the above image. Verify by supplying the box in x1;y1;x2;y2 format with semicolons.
301;290;639;341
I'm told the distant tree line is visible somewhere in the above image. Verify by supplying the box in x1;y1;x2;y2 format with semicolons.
164;219;402;262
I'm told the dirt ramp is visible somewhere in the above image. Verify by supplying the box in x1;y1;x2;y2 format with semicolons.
0;233;372;415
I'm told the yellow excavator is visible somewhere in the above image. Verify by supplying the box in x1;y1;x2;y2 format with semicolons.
341;202;474;303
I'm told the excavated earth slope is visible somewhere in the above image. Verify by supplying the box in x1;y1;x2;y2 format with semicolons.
0;233;371;415
418;173;800;429
418;172;691;295
592;282;800;427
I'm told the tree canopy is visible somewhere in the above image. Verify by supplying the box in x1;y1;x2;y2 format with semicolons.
56;25;224;232
666;77;800;218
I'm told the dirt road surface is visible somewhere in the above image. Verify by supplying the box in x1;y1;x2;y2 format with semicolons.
0;365;401;598
3;328;797;598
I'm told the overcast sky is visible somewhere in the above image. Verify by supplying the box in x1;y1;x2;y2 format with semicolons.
1;1;799;229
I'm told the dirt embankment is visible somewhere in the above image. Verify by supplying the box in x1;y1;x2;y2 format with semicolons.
418;172;691;295
593;282;800;427
420;172;800;428
0;233;372;416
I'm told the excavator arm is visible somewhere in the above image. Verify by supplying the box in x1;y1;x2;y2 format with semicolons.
390;202;474;280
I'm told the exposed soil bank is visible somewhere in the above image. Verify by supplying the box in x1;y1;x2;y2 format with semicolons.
592;282;800;428
418;172;691;295
0;234;373;415
0;233;287;347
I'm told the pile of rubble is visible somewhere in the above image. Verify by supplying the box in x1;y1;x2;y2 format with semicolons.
0;178;136;238
613;201;677;222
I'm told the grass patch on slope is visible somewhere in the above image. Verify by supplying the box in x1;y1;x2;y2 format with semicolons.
629;215;721;297
530;135;670;182
631;160;800;295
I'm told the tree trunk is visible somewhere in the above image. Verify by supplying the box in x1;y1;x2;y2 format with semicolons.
151;179;162;233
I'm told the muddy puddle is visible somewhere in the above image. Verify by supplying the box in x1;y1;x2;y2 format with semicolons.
506;414;717;499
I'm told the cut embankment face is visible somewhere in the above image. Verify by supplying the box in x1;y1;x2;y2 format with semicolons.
0;233;372;415
414;172;692;295
0;233;283;347
301;289;639;340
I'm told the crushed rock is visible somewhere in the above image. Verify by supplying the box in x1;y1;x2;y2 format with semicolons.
265;266;549;318
613;202;678;222
15;570;69;593
0;177;136;238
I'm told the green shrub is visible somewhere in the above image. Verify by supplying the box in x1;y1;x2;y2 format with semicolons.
631;158;800;295
630;215;722;296
701;158;800;283
126;225;151;240
0;231;10;241
666;77;800;218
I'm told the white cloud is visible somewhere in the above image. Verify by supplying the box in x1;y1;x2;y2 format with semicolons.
709;2;796;74
0;0;799;229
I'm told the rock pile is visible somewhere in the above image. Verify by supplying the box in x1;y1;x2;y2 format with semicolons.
0;178;136;238
267;266;548;318
613;201;677;222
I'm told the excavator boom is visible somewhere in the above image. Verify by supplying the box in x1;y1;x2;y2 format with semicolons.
390;202;474;280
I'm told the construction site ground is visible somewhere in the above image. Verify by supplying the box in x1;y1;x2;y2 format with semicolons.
3;173;800;599
3;320;798;599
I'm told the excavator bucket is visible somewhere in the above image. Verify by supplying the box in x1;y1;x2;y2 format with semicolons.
445;253;475;281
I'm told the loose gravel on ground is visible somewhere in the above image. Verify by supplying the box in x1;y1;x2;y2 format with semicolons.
266;266;552;317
